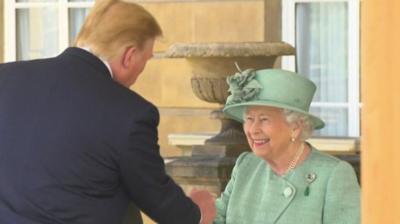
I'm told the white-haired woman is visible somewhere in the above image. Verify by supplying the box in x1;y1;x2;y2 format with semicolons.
214;69;360;224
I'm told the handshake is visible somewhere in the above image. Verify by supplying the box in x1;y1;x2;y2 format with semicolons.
189;189;217;224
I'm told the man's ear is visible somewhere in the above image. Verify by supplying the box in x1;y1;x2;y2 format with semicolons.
121;46;137;68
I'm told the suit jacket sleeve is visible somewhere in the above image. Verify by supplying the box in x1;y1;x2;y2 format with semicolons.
119;104;200;224
214;152;249;224
323;161;361;224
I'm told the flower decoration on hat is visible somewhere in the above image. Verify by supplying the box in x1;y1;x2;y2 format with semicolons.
226;68;263;105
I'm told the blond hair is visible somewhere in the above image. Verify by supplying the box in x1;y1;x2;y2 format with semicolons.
75;0;162;60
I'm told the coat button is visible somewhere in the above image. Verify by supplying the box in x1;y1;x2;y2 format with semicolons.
283;187;293;197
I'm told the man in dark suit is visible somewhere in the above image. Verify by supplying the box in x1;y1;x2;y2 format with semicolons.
0;0;215;223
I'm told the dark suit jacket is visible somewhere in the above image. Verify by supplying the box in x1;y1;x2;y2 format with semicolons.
0;48;200;224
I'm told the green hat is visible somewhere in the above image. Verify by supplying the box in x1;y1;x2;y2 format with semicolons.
223;69;325;129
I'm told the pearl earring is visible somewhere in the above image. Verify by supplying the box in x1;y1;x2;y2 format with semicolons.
291;137;296;142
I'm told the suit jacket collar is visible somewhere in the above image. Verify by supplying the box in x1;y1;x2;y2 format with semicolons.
58;47;112;80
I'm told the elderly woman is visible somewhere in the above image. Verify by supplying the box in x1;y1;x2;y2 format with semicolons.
214;69;360;224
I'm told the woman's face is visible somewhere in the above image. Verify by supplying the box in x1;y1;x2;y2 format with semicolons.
243;106;294;162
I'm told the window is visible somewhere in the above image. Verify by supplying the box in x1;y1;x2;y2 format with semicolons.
4;0;93;62
282;0;360;137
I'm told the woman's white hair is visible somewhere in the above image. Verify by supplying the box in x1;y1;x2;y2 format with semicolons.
283;109;314;140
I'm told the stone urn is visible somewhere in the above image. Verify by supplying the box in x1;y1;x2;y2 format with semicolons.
163;42;295;156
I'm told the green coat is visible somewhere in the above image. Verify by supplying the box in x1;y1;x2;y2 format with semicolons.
214;148;360;224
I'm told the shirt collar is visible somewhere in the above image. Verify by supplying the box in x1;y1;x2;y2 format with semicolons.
79;47;113;78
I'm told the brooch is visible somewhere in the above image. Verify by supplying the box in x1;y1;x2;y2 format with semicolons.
304;173;317;196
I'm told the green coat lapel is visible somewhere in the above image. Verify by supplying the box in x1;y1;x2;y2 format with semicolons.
265;170;297;223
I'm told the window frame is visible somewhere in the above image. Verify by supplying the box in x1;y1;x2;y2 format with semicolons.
282;0;360;137
4;0;93;62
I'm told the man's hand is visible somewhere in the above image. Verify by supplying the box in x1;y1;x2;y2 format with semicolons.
189;189;216;224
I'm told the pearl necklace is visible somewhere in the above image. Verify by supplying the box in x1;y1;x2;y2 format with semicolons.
284;143;305;174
